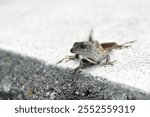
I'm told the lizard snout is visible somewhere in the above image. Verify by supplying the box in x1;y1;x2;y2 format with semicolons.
70;48;74;53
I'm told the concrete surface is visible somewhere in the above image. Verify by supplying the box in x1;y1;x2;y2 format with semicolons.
0;0;150;99
0;49;150;100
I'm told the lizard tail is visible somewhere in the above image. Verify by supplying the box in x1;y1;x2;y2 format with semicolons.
88;29;94;42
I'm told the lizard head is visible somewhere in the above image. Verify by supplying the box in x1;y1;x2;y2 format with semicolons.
70;41;92;55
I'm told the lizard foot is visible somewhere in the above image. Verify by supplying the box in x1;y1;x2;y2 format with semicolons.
104;60;117;67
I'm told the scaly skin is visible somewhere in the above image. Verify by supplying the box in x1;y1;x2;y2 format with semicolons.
57;29;136;73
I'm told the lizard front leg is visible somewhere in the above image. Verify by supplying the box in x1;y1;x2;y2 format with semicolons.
104;55;117;67
73;58;98;74
57;54;79;64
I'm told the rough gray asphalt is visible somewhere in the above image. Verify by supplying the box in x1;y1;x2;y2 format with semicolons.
0;49;150;100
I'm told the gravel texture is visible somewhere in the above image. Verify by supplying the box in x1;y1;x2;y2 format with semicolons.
0;49;150;100
0;0;150;93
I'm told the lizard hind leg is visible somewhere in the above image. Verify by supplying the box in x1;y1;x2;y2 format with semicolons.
115;40;137;49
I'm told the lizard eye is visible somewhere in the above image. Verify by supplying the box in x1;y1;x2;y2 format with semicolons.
74;42;79;45
80;44;86;49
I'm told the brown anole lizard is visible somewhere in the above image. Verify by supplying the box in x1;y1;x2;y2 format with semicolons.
57;30;136;73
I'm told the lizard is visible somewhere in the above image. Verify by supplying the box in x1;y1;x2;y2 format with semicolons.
57;30;136;73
